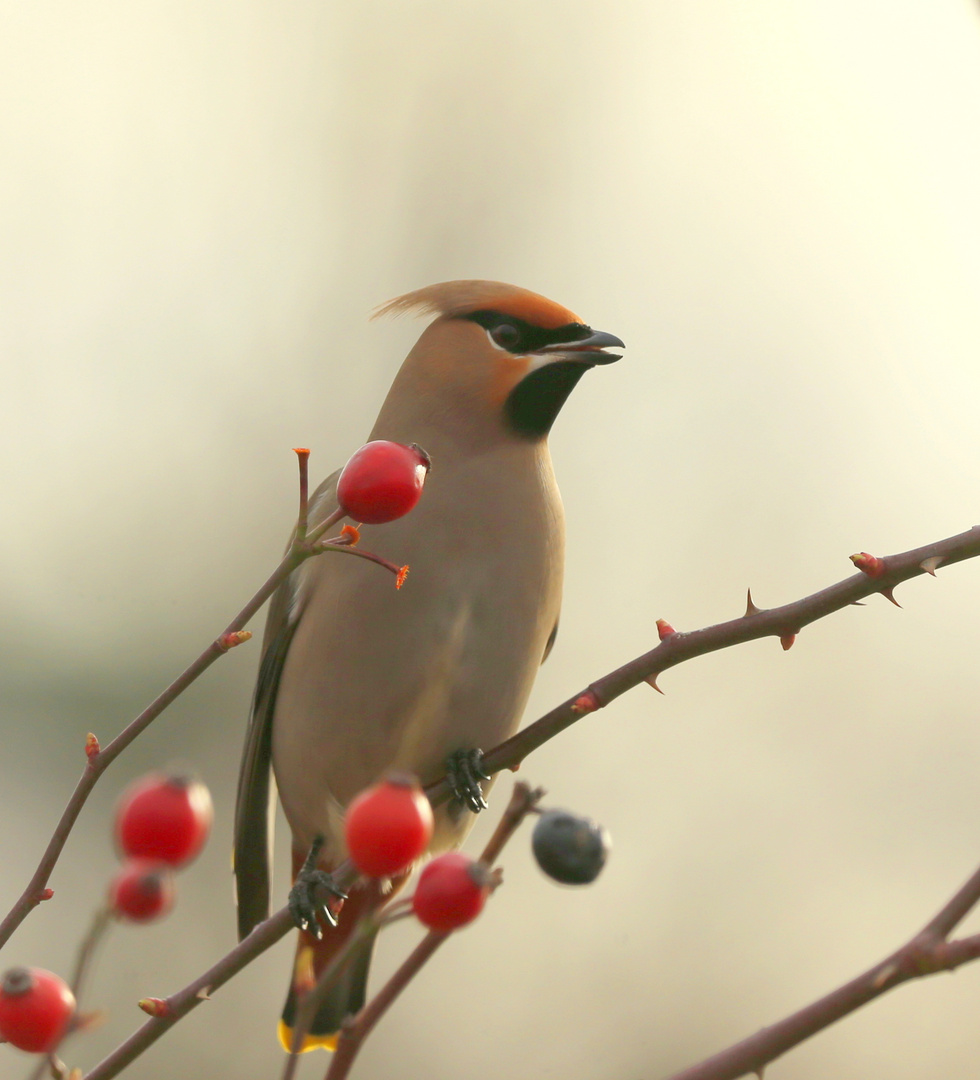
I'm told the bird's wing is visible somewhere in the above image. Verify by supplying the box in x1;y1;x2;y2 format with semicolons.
542;614;560;663
233;468;341;940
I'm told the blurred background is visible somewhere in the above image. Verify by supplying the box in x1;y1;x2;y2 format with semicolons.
2;1;980;1076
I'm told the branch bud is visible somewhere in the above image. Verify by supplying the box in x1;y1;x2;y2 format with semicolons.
850;552;886;578
571;690;600;714
218;631;252;651
137;997;171;1018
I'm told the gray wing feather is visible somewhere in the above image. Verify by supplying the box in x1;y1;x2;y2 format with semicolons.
542;614;559;663
233;572;298;939
233;468;341;940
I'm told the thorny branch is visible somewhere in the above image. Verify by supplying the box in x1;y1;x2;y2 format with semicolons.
9;513;978;1076
0;449;384;952
322;783;541;1080
71;523;980;1078
435;524;980;796
79;909;296;1080
664;861;980;1080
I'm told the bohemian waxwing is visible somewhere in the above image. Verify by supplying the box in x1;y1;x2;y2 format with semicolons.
233;280;624;1051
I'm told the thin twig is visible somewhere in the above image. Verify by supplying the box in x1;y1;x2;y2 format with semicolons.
323;783;543;1080
81;907;295;1080
315;541;407;583
305;506;347;546
295;449;311;541
1;462;356;953
280;918;380;1080
282;903;418;1078
25;908;113;1080
0;541;305;952
51;524;980;1076
426;525;980;802
664;857;980;1080
70;906;113;999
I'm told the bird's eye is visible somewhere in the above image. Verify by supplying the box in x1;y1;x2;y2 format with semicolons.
489;323;522;350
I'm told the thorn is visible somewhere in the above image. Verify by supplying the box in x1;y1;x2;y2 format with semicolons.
72;1009;106;1034
744;589;762;617
571;690;600;714
218;630;253;651
920;556;943;576
195;986;212;1001
850;552;886;578
395;565;410;589
138;997;171;1018
85;733;100;760
645;673;665;694
37;888;54;903
656;618;676;640
339;523;361;546
780;632;796;651
754;1069;766;1080
881;587;902;608
508;760;522;772
849;600;866;606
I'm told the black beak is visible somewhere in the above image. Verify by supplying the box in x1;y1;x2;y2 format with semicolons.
535;329;624;364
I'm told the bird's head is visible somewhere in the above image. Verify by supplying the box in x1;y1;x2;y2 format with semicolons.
373;280;624;443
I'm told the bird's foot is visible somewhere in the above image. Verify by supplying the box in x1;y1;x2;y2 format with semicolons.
445;748;491;814
288;836;348;939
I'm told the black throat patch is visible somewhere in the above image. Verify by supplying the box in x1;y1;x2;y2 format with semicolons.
504;361;589;439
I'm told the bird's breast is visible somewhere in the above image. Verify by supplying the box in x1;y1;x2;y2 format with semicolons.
271;444;564;853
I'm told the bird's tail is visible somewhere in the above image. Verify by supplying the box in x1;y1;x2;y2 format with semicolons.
278;851;405;1053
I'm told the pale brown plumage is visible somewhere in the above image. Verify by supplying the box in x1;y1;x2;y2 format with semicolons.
233;280;622;1049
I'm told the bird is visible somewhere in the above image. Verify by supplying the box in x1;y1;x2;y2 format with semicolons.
233;279;623;1051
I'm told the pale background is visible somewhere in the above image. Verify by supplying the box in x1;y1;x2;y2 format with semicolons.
2;2;980;1078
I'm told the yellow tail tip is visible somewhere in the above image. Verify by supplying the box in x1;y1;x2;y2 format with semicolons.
277;1019;338;1054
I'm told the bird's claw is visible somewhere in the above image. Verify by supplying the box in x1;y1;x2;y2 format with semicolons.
288;837;348;938
446;748;491;814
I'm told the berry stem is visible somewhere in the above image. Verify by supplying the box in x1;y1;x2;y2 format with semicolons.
70;907;113;999
23;905;109;1080
294;448;311;541
315;538;407;583
80;908;296;1080
281;916;381;1080
323;783;542;1080
324;931;449;1080
0;455;384;954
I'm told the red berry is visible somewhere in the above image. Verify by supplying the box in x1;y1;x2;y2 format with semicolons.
411;851;490;931
344;773;434;878
115;773;213;867
336;441;430;525
0;967;75;1053
109;860;176;923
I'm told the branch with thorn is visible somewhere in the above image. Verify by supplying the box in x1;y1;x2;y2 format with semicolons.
70;523;980;1078
664;857;980;1080
0;450;409;954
